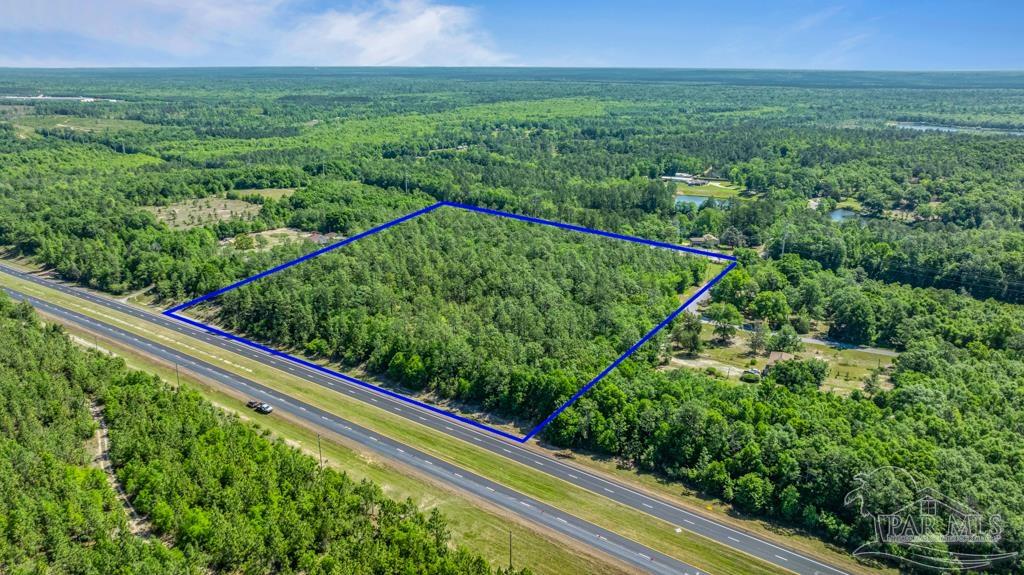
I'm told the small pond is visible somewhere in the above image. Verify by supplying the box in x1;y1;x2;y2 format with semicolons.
891;122;1024;137
675;194;712;208
829;208;862;222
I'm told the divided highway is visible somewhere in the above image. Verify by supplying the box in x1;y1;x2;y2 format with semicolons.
4;286;695;575
0;263;850;575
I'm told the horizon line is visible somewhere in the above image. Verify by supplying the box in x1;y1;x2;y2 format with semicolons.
2;65;1023;74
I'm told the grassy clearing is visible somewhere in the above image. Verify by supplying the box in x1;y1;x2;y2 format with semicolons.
145;197;261;229
56;322;625;575
674;182;744;199
14;114;150;133
835;197;863;210
0;270;788;575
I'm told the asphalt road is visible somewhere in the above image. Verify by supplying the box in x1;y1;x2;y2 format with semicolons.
0;263;851;575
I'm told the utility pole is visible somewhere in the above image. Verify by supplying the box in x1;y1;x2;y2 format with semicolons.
175;363;180;387
508;529;513;571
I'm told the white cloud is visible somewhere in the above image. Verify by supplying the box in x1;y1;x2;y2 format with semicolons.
810;31;875;69
0;0;508;66
792;5;844;32
277;0;508;66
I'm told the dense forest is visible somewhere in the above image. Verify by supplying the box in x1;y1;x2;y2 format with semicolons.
209;206;709;423
2;68;1023;569
0;293;518;574
4;70;1023;303
546;256;1024;564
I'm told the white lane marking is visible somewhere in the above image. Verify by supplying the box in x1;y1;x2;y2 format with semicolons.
568;474;578;479
486;486;495;492
453;472;463;478
642;503;653;509
396;448;405;453
603;488;614;494
502;448;512;454
683;519;695;525
556;517;568;524
775;555;789;562
638;553;651;560
369;436;378;441
728;536;740;543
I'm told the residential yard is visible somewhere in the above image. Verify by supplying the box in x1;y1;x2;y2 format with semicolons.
674;181;746;199
670;324;893;394
220;227;310;250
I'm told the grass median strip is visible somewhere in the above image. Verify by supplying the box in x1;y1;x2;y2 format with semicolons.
1;270;787;575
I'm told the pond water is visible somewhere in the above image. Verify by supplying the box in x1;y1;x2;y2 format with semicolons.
829;208;861;222
891;122;1024;137
675;194;712;208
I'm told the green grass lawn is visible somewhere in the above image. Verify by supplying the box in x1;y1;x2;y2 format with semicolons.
835;197;863;210
674;182;745;199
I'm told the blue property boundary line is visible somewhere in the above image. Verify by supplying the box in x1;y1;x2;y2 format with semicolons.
164;201;736;443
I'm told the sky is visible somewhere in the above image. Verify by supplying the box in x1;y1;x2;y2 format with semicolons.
0;0;1021;70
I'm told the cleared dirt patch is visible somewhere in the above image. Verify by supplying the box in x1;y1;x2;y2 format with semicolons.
234;188;295;200
15;114;149;133
146;197;261;229
0;104;32;119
